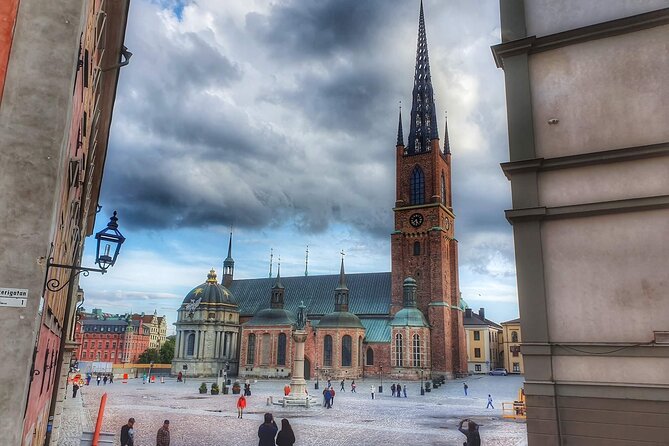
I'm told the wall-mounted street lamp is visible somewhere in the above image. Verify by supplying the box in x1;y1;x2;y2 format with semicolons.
44;211;126;292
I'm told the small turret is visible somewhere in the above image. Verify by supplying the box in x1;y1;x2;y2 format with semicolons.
334;256;349;312
222;231;234;287
270;262;285;309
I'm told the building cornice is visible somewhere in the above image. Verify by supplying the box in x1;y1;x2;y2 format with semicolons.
492;8;669;69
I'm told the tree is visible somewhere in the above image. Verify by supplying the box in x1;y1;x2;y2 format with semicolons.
159;337;175;364
137;348;160;364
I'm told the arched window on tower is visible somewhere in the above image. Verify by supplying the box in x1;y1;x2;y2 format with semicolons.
246;333;256;365
413;334;422;367
410;166;425;204
413;241;421;256
441;172;446;205
342;335;352;366
187;332;195;356
324;335;333;367
511;331;519;343
394;333;404;367
366;347;374;366
277;333;287;366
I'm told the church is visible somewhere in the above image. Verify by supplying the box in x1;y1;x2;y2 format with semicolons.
171;2;467;381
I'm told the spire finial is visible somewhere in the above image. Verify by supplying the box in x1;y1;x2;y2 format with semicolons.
443;110;451;154
396;102;404;147
305;245;309;277
407;0;439;155
337;251;347;289
269;248;273;278
277;256;281;279
226;229;233;260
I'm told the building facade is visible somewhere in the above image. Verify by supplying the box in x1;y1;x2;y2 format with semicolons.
500;318;523;374
132;311;168;350
0;1;129;444
172;2;467;382
493;1;669;444
463;308;502;374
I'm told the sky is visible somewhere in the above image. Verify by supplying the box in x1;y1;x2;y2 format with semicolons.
80;0;518;334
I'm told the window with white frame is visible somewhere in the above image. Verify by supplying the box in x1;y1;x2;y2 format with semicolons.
412;334;422;367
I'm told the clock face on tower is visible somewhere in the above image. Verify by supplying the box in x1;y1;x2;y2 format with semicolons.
409;213;424;228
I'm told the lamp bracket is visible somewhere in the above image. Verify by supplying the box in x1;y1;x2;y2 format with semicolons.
44;257;106;293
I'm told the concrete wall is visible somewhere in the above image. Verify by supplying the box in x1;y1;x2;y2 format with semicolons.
524;0;669;37
0;0;85;444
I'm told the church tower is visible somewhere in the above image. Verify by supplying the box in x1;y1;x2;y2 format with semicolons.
222;231;234;288
391;1;466;377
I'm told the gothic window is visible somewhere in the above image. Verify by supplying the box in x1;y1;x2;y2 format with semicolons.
261;333;271;365
342;335;352;367
277;333;287;366
415;138;421;152
412;334;421;367
511;331;519;343
413;241;421;256
188;333;195;356
246;334;256;364
415;116;420;126
410;166;425;204
366;347;374;366
394;333;404;367
441;172;446;205
324;335;333;367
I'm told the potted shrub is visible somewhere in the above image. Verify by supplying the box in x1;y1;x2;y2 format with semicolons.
222;385;229;395
199;382;208;394
232;381;241;394
211;383;220;395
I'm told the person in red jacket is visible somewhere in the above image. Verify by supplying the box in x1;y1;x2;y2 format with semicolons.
237;395;247;419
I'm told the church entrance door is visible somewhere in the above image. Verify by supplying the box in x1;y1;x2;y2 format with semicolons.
304;357;311;380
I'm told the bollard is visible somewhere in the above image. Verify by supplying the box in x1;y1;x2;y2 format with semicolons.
267;397;271;406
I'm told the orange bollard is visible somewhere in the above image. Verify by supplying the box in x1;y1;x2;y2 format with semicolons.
92;392;107;446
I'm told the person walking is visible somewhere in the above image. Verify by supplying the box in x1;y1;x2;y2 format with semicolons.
340;379;345;392
370;385;375;400
390;383;396;397
486;394;494;409
109;374;113;384
237;395;247;419
177;371;183;382
463;382;468;396
275;418;296;446
120;418;135;446
327;379;331;388
103;375;108;385
458;419;481;446
96;375;101;386
330;387;335;407
156;420;170;446
351;380;356;393
72;382;80;398
258;413;278;446
324;388;332;409
396;383;402;398
403;384;407;398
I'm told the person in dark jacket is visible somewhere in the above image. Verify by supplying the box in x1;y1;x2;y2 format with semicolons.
120;418;135;446
275;418;296;446
396;383;402;398
258;413;278;446
458;419;481;446
72;382;80;398
390;383;396;397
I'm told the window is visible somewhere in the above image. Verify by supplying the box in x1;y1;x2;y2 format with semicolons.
474;331;480;341
394;333;404;367
366;347;374;366
511;346;520;357
511;331;519;343
513;362;520;373
187;332;195;356
112;342;116;348
324;335;333;367
98;342;102;348
105;341;109;348
342;335;352;367
261;333;271;365
83;341;88;349
277;333;287;366
475;364;481;372
111;352;115;359
413;241;420;256
410;166;425;204
412;334;421;367
474;348;481;358
82;352;86;359
441;173;446;205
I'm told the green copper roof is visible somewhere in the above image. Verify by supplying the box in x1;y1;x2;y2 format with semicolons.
317;311;364;329
390;307;429;327
183;270;237;307
244;308;295;326
361;319;391;342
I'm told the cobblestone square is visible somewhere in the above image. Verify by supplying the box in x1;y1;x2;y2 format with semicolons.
67;375;527;446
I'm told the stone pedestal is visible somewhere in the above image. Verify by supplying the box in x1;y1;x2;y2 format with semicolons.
277;330;314;407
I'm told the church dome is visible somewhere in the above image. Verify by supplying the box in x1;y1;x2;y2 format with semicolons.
244;308;295;326
182;269;237;307
390;307;429;327
317;311;364;329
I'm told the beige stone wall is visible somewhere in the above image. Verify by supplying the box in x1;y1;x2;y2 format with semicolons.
529;25;669;158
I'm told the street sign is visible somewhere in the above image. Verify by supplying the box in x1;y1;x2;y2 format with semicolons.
0;287;28;307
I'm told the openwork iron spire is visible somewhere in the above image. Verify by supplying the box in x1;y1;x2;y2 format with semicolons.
396;104;404;146
407;0;439;155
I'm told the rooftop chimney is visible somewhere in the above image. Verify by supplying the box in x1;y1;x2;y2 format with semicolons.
479;308;485;320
